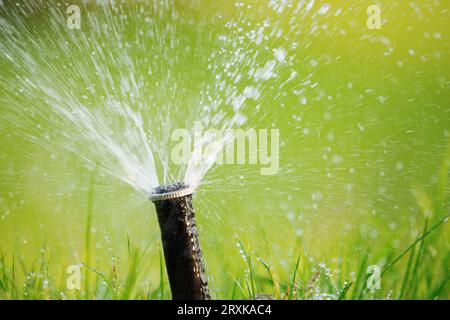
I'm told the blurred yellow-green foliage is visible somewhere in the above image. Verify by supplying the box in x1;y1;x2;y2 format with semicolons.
0;0;448;299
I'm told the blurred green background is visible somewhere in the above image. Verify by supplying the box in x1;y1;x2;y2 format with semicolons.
0;0;449;299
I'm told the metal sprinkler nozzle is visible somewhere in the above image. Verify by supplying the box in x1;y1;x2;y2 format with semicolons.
150;182;210;300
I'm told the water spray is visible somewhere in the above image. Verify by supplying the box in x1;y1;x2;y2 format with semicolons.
149;182;210;300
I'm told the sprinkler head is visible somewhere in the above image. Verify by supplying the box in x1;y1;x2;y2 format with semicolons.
149;182;195;202
150;182;210;300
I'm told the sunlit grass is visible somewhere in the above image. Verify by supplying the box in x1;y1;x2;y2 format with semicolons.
0;213;447;300
0;148;448;300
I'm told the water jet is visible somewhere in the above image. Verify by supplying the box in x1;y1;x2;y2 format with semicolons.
150;182;210;300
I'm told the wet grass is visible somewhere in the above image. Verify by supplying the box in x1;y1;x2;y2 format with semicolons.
0;177;449;300
0;145;448;300
0;211;447;300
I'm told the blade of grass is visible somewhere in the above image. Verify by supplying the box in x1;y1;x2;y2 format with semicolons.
121;247;139;299
233;276;247;299
237;240;255;299
11;254;16;299
429;277;449;300
85;266;116;298
381;214;448;278
358;214;449;299
84;172;95;299
256;256;280;299
248;251;256;299
158;244;165;299
407;217;429;297
338;281;352;300
438;139;450;200
229;272;245;299
397;244;416;299
352;250;369;299
288;253;301;300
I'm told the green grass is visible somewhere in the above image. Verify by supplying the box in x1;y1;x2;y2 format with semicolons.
0;213;447;299
0;159;448;300
0;137;448;300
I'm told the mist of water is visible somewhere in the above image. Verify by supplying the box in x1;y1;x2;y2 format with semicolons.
0;0;309;195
